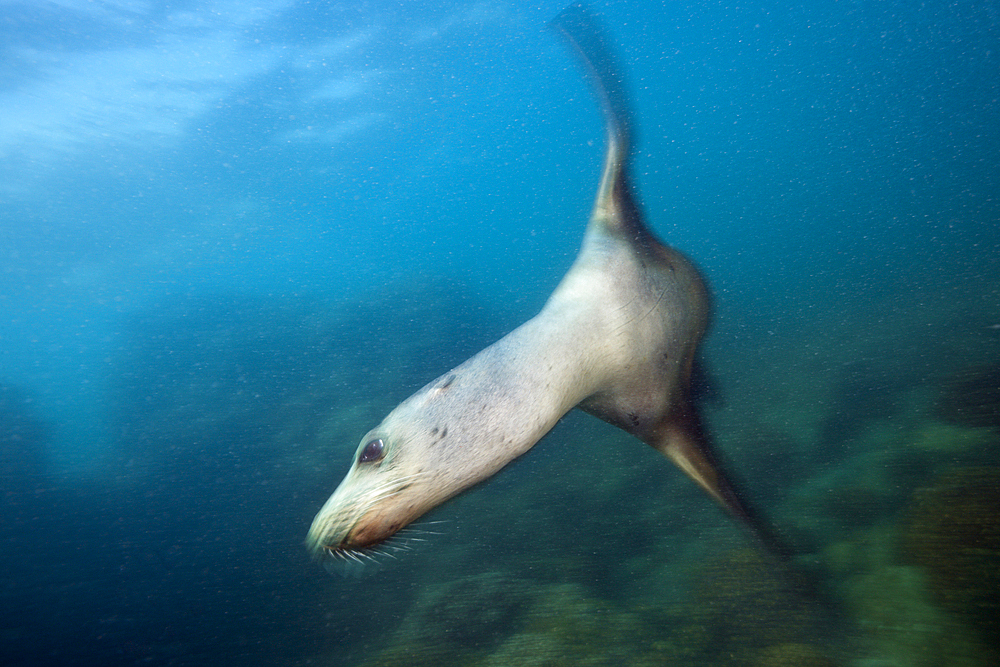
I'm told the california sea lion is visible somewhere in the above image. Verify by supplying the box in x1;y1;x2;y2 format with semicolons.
307;2;784;562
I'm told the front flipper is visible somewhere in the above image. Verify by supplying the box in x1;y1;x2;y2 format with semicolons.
549;2;633;156
550;2;652;251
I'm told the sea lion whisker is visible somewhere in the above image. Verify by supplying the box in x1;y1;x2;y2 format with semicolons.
391;527;441;537
377;528;435;555
402;520;447;535
381;538;413;551
324;543;363;563
370;547;398;560
384;536;414;549
395;522;442;540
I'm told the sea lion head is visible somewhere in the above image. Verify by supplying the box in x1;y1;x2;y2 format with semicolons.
306;436;431;558
305;381;479;559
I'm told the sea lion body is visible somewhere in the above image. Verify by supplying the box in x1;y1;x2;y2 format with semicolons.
307;3;766;559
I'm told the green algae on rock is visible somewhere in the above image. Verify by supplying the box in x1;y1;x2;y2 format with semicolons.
901;467;1000;659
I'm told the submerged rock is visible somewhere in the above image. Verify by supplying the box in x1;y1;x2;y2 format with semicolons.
383;571;532;658
749;642;837;667
933;363;1000;430
900;467;1000;658
689;548;817;653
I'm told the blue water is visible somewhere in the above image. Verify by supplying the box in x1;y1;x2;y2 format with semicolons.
2;1;998;666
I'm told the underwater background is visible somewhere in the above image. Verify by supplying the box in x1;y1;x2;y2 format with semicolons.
2;0;998;665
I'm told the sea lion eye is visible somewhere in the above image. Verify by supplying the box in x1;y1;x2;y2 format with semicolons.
358;438;386;464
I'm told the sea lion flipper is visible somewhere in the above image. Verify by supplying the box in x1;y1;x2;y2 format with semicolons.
657;420;744;514
549;3;649;247
549;2;633;155
657;418;794;562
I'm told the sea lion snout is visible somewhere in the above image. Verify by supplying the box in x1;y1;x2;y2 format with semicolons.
307;485;407;555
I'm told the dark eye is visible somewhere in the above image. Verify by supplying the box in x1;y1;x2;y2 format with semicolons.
358;438;386;464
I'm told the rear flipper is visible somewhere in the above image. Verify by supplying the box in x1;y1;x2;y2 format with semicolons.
654;412;795;564
656;409;843;614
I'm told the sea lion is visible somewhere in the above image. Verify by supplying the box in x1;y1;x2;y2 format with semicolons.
307;2;782;561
